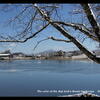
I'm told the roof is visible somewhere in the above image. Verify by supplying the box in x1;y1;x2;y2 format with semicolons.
0;53;10;57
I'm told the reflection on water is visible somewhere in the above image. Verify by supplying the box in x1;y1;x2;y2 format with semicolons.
0;60;100;96
0;60;99;74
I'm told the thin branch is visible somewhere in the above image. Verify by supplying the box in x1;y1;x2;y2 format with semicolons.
16;10;37;39
22;23;50;42
81;4;100;42
52;21;98;42
35;4;100;63
0;23;50;43
33;36;71;51
0;40;23;42
33;38;49;51
7;5;32;25
40;5;59;9
49;36;71;43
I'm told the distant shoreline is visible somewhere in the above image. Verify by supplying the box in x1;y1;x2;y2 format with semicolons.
0;49;99;62
0;56;90;61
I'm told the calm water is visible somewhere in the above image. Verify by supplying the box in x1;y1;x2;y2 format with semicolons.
0;60;100;97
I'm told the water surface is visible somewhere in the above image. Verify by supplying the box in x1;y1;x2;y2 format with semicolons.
0;60;100;96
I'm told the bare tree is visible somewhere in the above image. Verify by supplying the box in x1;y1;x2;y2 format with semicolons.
0;3;100;63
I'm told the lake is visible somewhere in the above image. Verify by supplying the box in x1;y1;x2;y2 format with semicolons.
0;60;100;97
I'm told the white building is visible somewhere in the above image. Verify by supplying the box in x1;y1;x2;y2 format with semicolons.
0;54;10;57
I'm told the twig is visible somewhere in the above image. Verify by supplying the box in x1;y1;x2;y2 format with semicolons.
0;23;50;43
52;21;98;42
33;36;71;51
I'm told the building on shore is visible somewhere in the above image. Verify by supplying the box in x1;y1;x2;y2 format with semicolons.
0;51;34;60
0;50;12;60
0;53;11;60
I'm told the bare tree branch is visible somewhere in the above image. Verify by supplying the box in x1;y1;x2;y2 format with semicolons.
7;5;32;25
81;4;100;42
22;22;50;42
34;4;100;63
48;36;71;43
52;21;98;42
0;23;50;43
33;36;71;51
0;4;100;63
16;10;37;39
33;38;49;51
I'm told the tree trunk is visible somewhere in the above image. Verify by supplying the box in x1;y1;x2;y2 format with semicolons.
81;4;100;42
35;4;100;63
51;23;100;63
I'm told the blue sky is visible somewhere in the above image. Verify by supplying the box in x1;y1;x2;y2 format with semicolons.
0;4;99;54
